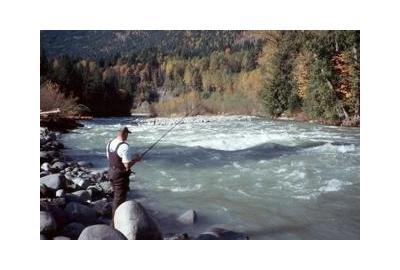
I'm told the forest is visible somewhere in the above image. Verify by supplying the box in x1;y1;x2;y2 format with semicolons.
40;30;360;126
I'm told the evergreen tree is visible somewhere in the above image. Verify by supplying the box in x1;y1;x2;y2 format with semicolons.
303;57;339;120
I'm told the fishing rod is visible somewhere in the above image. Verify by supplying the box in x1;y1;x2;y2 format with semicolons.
139;103;202;159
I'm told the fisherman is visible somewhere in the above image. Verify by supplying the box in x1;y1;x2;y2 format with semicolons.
106;127;142;222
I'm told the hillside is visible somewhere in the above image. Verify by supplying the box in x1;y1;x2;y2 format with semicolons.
40;30;257;59
40;30;360;126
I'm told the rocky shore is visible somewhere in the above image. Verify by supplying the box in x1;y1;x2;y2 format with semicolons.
40;127;249;240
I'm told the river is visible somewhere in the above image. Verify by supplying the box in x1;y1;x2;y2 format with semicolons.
61;115;360;239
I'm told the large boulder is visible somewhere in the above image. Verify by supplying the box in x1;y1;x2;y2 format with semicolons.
40;173;65;191
177;209;197;225
65;202;97;225
61;222;86;240
78;225;127;240
40;211;57;235
196;225;249;240
114;200;163;240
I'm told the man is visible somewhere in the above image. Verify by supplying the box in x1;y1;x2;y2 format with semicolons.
106;127;142;221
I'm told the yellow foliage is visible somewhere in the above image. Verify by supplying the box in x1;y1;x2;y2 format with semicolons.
153;91;201;116
257;41;278;82
293;51;311;99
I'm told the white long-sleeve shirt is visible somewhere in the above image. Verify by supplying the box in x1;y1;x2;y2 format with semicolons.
106;138;131;163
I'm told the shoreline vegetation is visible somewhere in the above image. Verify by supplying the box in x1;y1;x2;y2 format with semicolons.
40;30;360;128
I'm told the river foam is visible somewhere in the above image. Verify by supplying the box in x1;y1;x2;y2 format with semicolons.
62;115;360;239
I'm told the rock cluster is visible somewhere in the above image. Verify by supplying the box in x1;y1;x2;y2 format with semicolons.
40;127;249;240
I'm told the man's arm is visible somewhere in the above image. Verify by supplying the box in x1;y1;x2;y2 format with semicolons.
119;144;142;171
123;154;142;171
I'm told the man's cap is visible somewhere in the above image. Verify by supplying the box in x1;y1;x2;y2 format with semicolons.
119;127;132;134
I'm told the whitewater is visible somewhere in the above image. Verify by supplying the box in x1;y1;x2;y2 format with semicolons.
62;115;360;239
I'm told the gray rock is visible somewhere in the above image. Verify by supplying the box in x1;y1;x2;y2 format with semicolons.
52;161;66;170
65;202;97;225
177;209;197;225
55;189;65;197
40;151;50;164
71;190;91;201
40;171;50;177
52;141;64;149
53;236;71;240
196;225;249;240
96;216;112;225
78;225;127;240
86;184;104;200
40;211;57;235
78;161;92;167
71;177;90;189
40;184;53;198
164;233;189;240
64;172;73;180
40;198;67;211
41;162;52;171
40;173;65;191
114;200;163;240
92;199;112;217
47;150;59;159
90;169;108;178
40;199;69;229
65;193;87;204
99;181;113;195
61;222;86;239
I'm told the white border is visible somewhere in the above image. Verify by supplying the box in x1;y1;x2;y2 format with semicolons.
1;0;399;269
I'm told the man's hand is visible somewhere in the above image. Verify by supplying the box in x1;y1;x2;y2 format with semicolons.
124;154;142;171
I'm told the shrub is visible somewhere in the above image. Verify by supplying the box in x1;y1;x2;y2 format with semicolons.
40;81;81;116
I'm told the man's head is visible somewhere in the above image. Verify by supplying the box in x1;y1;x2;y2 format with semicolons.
117;127;132;141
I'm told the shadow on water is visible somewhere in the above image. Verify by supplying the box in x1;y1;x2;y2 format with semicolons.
246;224;312;239
62;140;355;169
141;141;328;168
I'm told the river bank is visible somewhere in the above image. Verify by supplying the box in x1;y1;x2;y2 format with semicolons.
40;124;250;240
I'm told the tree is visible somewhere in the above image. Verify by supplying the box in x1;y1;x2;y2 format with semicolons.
303;57;339;120
261;31;300;116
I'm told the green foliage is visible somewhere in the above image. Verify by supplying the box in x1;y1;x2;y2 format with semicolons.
303;58;339;120
40;31;359;122
261;31;301;116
